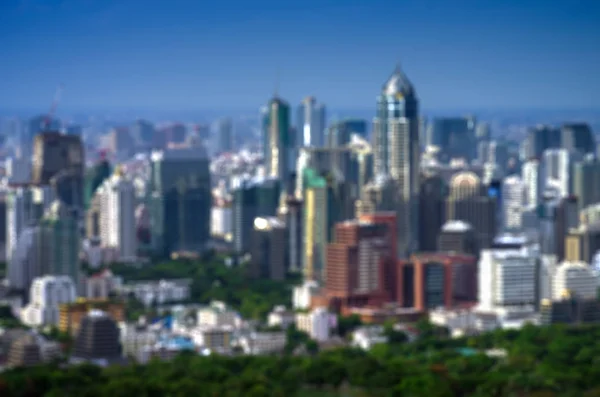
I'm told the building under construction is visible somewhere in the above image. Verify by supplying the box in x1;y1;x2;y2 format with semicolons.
32;132;84;211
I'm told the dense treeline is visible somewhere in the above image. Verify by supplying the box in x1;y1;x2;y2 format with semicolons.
3;324;600;396
105;254;301;319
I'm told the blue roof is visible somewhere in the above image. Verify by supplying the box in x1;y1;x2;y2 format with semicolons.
157;336;195;350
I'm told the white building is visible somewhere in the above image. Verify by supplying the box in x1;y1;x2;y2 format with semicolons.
502;175;525;230
292;281;320;310
522;158;545;209
118;279;191;307
237;331;286;355
20;276;76;327
543;149;574;198
96;171;137;262
478;247;538;311
267;305;296;329
552;261;598;301
296;307;333;342
189;325;233;354
210;200;232;239
197;301;240;328
351;326;388;350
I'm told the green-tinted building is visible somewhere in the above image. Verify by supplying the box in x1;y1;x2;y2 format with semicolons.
302;167;354;282
265;97;292;183
37;200;80;284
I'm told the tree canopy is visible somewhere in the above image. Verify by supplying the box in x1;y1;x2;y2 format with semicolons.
3;324;600;396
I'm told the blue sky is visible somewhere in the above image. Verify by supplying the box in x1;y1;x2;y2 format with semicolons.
0;0;599;112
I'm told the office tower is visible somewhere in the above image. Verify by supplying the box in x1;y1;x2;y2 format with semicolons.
131;119;155;149
8;200;79;296
296;96;326;147
295;146;362;203
553;196;579;261
565;223;600;264
525;125;561;159
543;149;574;197
20;275;76;327
573;156;600;210
372;65;420;256
356;175;397;216
522;158;545;209
552;261;598;301
437;221;478;256
22;115;61;161
84;158;112;210
502;175;525;230
6;187;43;263
72;310;122;365
6;334;43;368
476;122;491;142
249;217;287;280
38;201;80;283
149;149;211;257
95;168;137;261
428;117;476;162
216;118;233;154
478;247;539;311
265;97;292;184
561;123;595;156
446;172;497;249
302;169;328;282
418;175;446;251
303;167;355;282
327;119;367;148
325;219;392;307
278;196;303;273
32;132;84;213
486;140;510;172
402;253;472;310
231;177;280;255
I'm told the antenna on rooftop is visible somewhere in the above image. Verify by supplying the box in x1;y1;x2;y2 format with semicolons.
274;67;280;98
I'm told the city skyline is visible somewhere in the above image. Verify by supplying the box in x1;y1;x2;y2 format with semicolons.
1;0;599;112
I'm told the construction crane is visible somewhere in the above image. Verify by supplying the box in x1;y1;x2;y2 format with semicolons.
43;84;64;131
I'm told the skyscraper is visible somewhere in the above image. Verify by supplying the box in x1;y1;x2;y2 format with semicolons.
296;96;326;148
266;98;292;185
149;149;211;257
216;118;233;154
372;65;420;256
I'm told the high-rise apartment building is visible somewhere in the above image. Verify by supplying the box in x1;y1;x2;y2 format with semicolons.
502;175;525;230
95;169;137;262
372;65;420;256
249;217;287;281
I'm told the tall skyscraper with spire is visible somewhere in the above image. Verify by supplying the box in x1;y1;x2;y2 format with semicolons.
266;97;292;185
372;65;420;256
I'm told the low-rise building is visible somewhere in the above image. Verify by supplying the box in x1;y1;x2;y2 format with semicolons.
189;325;233;354
296;307;334;342
267;306;295;329
351;326;388;350
118;279;191;307
21;276;76;328
197;301;240;328
237;331;286;355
